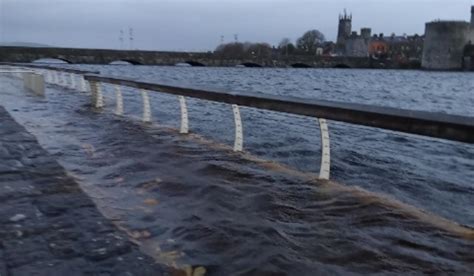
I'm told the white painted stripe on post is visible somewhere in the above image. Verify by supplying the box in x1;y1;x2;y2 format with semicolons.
81;76;88;92
89;81;97;104
115;85;124;115
232;104;243;152
89;81;104;108
179;96;189;134
96;82;104;108
141;89;151;122
318;118;331;180
70;73;76;89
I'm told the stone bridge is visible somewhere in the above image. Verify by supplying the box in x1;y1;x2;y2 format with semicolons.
0;46;374;68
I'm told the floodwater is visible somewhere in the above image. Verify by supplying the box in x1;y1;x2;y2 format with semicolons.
0;66;473;275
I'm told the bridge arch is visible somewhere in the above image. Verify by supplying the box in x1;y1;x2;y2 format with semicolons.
32;58;72;64
175;63;192;67
333;64;351;69
109;59;142;65
184;60;206;67
240;62;262;68
291;63;313;68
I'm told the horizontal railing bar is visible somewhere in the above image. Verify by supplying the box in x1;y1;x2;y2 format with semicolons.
84;74;474;144
0;70;36;73
0;62;99;75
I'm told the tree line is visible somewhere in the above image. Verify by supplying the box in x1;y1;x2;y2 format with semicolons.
215;30;328;59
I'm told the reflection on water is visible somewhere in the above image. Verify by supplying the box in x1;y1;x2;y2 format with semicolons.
0;67;473;275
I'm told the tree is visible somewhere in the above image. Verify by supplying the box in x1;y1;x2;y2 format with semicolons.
296;30;325;54
278;38;296;56
215;42;272;59
215;42;245;58
247;43;272;58
279;38;291;48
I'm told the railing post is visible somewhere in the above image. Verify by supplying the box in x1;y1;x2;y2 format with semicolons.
318;118;331;180
53;71;59;84
61;72;67;87
81;76;88;92
141;89;151;122
232;104;243;152
22;72;45;96
45;71;52;83
179;96;189;134
70;73;76;89
115;85;124;115
38;69;45;81
89;81;104;108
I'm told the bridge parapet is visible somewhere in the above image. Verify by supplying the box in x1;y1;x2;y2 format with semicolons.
0;46;373;68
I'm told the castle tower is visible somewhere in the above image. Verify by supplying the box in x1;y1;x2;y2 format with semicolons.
361;28;372;40
337;9;352;45
471;6;474;28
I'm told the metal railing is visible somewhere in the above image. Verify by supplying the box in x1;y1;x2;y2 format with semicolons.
82;74;474;181
0;62;99;74
82;75;330;178
3;64;473;179
1;63;99;92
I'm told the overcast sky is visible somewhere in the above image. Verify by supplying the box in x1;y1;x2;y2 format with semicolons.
1;0;473;51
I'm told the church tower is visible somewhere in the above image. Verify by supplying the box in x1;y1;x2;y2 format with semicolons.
471;6;474;28
336;9;352;53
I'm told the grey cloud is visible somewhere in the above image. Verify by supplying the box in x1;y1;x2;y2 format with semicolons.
1;0;472;51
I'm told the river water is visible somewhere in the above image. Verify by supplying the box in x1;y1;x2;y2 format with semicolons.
71;65;474;225
1;66;473;275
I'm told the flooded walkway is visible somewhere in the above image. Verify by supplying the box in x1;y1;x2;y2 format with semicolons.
1;75;473;275
0;106;167;276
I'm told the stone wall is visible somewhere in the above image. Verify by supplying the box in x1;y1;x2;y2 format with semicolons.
463;44;474;70
422;21;472;70
345;37;370;57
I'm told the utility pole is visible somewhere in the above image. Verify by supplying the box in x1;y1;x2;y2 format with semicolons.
234;34;239;43
129;27;134;50
119;29;124;49
220;35;224;45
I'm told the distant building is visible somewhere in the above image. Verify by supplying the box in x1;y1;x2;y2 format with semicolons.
336;10;352;54
385;34;424;63
422;6;474;70
464;44;474;70
368;35;389;57
335;11;371;57
344;28;372;57
335;11;422;61
320;41;336;56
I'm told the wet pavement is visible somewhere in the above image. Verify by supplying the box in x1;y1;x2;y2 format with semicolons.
0;106;169;276
0;73;473;275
